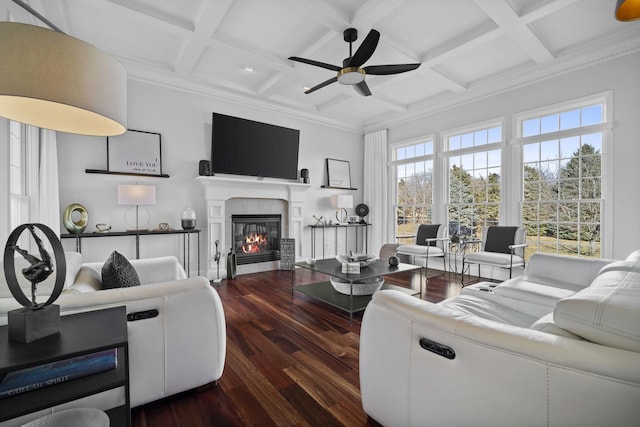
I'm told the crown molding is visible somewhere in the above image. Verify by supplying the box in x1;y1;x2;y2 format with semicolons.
363;28;640;133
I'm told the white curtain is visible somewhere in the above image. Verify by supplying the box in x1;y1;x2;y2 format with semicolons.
363;129;389;256
37;129;60;235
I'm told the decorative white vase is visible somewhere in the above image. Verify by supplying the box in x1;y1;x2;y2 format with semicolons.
181;208;196;230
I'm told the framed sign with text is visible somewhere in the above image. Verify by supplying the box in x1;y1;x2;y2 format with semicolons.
107;129;164;176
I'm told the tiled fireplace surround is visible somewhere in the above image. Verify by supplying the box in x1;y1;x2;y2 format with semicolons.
197;176;311;277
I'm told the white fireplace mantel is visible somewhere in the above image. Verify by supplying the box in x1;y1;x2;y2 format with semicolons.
196;176;311;278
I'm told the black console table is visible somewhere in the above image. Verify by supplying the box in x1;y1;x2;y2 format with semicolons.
308;223;371;259
0;307;130;426
61;229;200;276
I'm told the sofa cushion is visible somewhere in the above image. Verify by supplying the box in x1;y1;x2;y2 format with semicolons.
463;251;524;268
492;279;575;311
554;270;640;352
396;245;444;257
0;251;83;299
439;294;537;327
598;250;640;275
415;224;440;247
529;313;583;340
101;251;140;289
484;226;519;254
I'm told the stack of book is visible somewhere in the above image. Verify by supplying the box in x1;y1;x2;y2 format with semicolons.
0;349;117;398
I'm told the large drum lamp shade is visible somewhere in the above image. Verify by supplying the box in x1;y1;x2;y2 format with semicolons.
0;22;127;136
616;0;640;21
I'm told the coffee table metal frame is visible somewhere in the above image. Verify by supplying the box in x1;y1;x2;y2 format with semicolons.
292;259;422;324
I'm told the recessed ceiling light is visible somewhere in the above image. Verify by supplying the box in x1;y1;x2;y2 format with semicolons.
243;65;254;72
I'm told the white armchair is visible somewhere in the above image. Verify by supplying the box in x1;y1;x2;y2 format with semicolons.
462;225;527;285
396;224;449;271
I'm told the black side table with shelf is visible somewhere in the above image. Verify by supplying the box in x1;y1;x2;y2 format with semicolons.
309;223;371;259
61;229;201;276
0;306;130;426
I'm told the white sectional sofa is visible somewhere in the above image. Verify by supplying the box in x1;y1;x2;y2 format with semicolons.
1;253;226;424
360;250;640;427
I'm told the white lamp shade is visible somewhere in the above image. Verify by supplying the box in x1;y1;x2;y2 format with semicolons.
331;194;353;209
117;185;156;206
0;22;127;136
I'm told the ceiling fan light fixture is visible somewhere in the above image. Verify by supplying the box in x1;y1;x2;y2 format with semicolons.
0;21;127;136
615;0;640;21
337;67;365;85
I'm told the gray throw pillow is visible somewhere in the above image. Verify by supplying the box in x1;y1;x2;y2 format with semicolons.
102;251;140;289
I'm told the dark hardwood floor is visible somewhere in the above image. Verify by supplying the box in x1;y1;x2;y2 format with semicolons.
131;267;464;426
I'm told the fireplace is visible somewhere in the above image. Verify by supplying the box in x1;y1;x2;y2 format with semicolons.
232;214;281;265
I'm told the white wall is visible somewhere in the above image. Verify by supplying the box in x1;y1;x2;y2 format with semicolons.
385;52;640;261
57;80;364;273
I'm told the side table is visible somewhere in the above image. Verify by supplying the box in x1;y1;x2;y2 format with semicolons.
0;307;130;426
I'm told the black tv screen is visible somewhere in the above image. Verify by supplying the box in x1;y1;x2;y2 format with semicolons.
211;113;300;180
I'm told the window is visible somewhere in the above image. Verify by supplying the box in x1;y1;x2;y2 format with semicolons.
9;121;29;231
520;102;604;257
446;124;502;243
392;140;434;244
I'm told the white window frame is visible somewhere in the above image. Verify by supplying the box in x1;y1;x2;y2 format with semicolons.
512;91;613;258
390;136;436;243
442;118;506;242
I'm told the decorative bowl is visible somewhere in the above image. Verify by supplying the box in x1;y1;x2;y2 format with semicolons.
330;276;384;296
336;253;377;268
305;257;317;265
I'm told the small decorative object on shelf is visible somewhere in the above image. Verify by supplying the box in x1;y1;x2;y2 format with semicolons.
280;238;296;270
213;240;222;283
330;276;384;296
3;224;66;343
95;223;111;233
181;208;196;230
355;203;369;224
226;247;237;279
388;253;399;267
63;203;88;234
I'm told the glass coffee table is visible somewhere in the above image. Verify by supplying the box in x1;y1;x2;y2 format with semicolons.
292;258;422;324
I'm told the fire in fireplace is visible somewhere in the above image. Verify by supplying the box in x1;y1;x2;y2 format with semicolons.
232;214;281;265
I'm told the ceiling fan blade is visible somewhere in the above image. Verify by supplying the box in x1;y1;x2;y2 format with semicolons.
364;63;421;75
288;56;341;72
348;29;380;67
353;81;372;96
305;76;338;94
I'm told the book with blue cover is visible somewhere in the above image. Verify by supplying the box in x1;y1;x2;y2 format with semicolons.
0;349;117;398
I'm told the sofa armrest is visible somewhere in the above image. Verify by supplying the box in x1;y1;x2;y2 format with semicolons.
57;276;225;407
361;290;640;427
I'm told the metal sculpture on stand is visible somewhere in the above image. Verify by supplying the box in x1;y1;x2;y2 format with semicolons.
4;223;66;343
212;240;222;283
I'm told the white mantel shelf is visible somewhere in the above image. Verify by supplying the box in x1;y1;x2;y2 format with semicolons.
196;176;311;201
196;176;312;278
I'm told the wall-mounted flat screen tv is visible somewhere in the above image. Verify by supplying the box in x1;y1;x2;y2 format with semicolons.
211;112;300;180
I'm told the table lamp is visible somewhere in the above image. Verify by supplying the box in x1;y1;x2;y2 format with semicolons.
331;194;353;223
117;184;156;231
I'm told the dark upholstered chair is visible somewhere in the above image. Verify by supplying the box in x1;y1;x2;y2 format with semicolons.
461;225;527;285
396;224;449;272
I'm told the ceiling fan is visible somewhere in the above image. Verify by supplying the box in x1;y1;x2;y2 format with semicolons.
289;28;421;96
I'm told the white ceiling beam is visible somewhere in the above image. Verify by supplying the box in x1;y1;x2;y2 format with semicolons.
175;0;234;75
421;21;503;67
286;0;350;32
107;0;193;31
520;0;579;23
351;0;408;28
473;0;554;64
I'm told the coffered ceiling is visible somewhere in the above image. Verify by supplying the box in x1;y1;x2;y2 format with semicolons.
4;0;640;132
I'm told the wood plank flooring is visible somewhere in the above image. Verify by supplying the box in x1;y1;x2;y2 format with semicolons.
131;267;463;426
